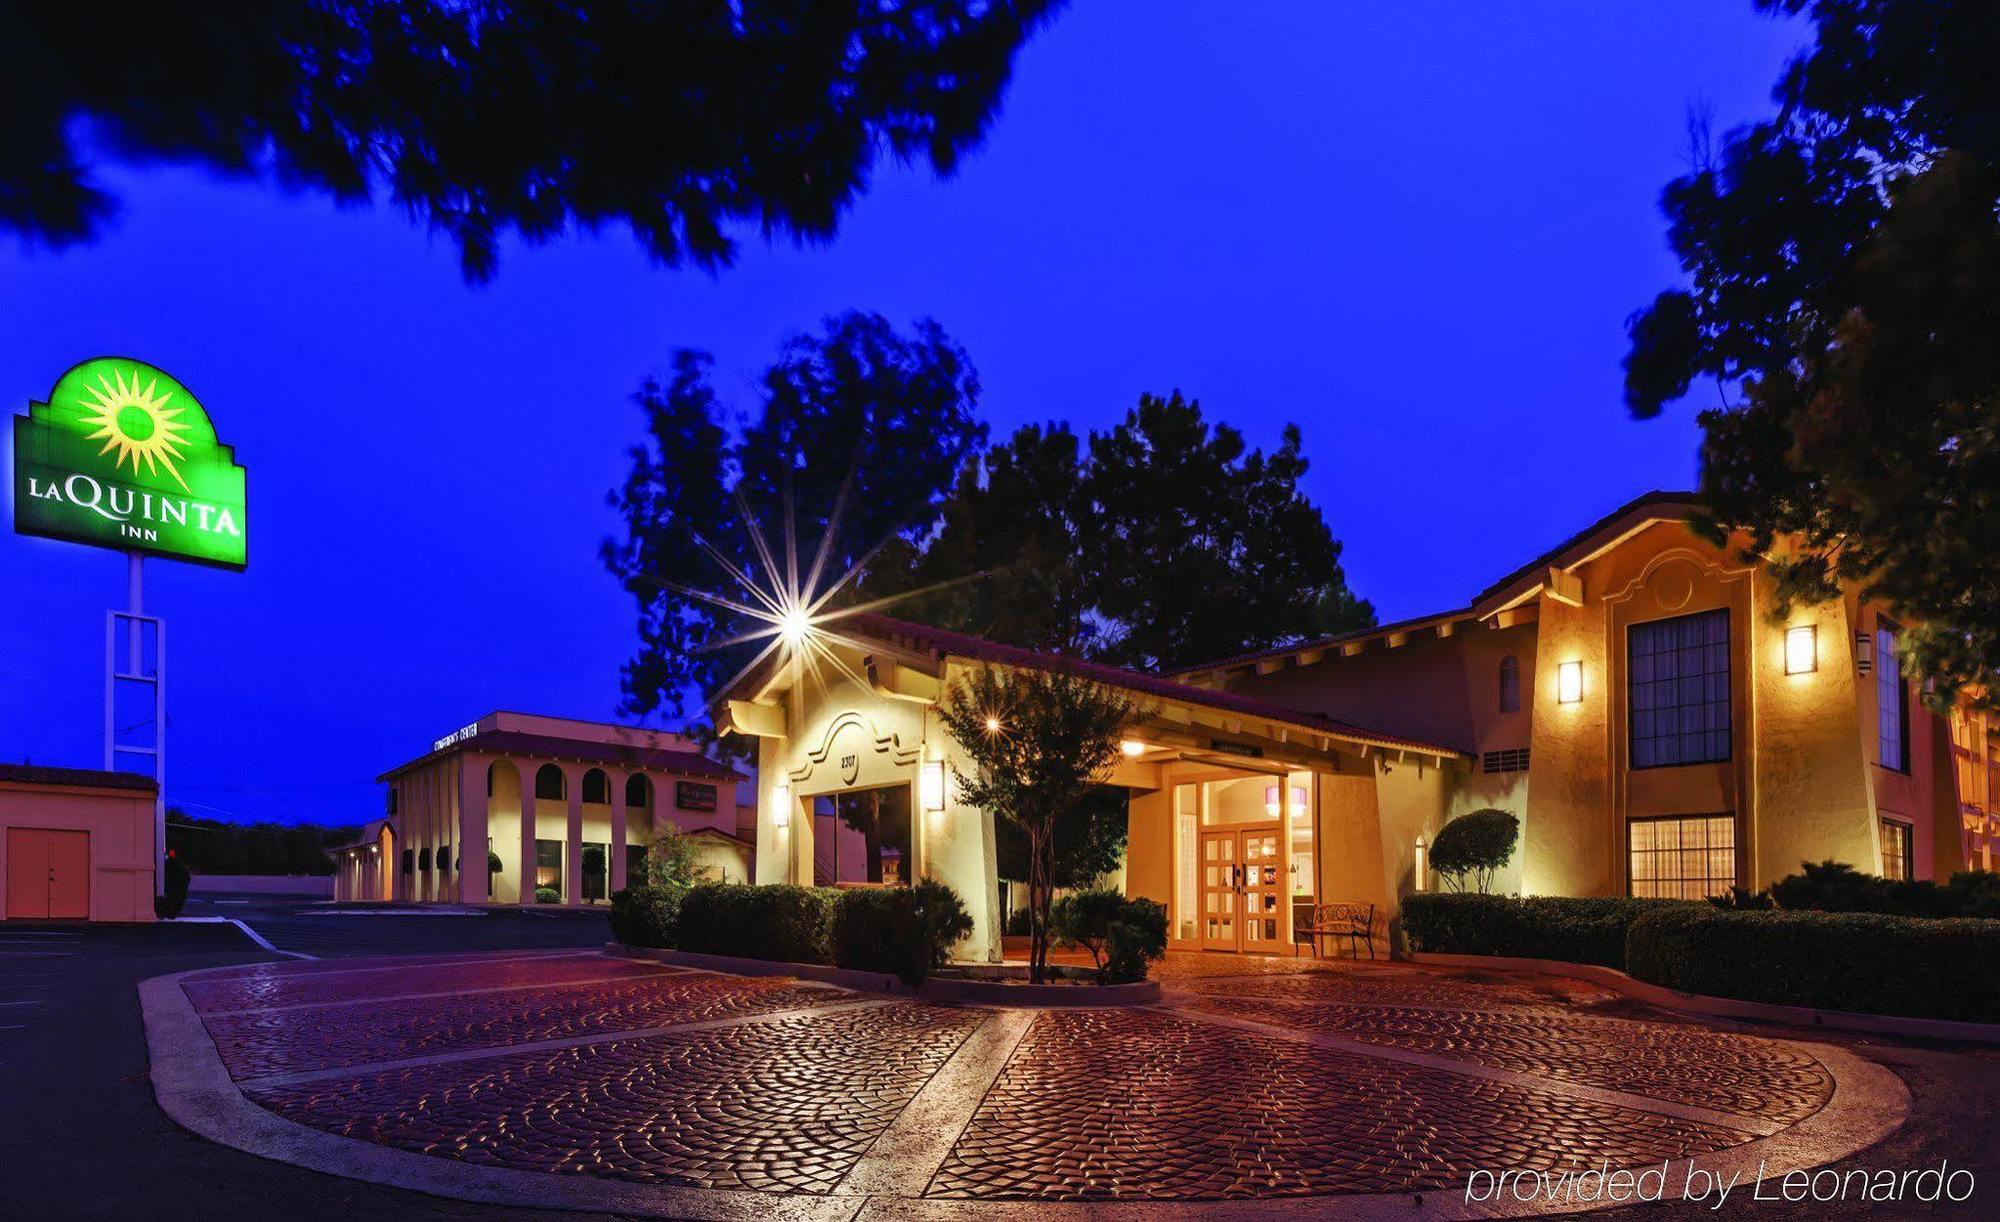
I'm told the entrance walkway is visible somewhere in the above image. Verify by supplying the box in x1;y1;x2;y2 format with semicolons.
143;949;1908;1218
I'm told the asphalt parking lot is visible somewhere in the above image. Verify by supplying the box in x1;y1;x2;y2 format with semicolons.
0;901;613;1222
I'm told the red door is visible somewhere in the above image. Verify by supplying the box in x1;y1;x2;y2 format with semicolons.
6;828;90;920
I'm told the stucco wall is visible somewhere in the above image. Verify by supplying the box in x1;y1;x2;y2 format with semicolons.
1749;576;1874;886
0;780;156;922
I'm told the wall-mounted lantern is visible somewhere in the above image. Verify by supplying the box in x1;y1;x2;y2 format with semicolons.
1414;834;1428;892
1855;631;1874;676
1784;623;1818;675
921;760;946;813
771;780;791;829
1556;660;1584;704
1119;739;1147;757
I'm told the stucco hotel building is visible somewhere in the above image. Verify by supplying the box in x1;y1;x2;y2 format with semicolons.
355;492;2000;964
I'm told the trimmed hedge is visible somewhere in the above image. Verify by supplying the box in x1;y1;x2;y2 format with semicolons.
829;880;974;985
675;882;841;965
608;883;687;948
1401;893;1693;968
1626;905;2000;1023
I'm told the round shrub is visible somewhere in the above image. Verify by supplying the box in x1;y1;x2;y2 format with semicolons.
1428;809;1519;893
534;886;560;904
1051;889;1169;983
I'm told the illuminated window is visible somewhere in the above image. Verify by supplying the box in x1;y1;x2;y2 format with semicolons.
1498;655;1521;713
535;840;562;897
1879;817;1913;882
1877;623;1910;773
1629;609;1731;768
1628;814;1735;900
1175;784;1197;941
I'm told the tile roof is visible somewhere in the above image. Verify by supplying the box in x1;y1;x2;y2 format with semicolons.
379;730;744;783
1472;490;1699;609
1162;607;1477;677
839;613;1464;757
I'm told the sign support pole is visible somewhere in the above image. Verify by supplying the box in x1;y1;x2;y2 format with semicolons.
106;551;167;895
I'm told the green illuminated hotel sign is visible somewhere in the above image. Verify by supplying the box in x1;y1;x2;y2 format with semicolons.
12;357;247;569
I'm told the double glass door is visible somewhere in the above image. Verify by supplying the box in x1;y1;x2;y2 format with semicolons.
1198;826;1285;952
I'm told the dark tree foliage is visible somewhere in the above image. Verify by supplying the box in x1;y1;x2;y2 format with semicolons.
938;665;1132;982
873;392;1375;671
1624;0;2000;706
602;311;987;725
165;810;351;876
0;2;1057;281
994;783;1127;887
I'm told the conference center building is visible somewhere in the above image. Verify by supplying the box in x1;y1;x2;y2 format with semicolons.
352;492;2000;965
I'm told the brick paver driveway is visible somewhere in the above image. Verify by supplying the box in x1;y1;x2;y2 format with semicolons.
143;949;1907;1219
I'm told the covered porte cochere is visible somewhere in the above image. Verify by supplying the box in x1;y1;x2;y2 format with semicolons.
713;614;1466;962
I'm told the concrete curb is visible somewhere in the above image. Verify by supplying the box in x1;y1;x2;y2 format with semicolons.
1408;952;2000;1044
139;953;1912;1219
607;943;1164;1007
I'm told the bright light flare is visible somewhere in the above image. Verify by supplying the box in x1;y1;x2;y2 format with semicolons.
1119;739;1146;757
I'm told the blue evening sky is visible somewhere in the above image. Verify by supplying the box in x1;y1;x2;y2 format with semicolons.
0;3;1802;826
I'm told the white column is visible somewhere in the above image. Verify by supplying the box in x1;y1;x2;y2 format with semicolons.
519;761;537;907
610;774;629;894
565;765;584;905
459;756;489;904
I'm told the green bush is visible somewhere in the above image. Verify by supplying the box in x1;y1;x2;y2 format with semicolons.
1626;905;2000;1022
1429;809;1519;893
534;886;560;904
1051;889;1167;983
1401;893;1692;968
154;855;191;919
830;880;974;985
608;883;687;948
675;882;840;964
1760;861;2000;919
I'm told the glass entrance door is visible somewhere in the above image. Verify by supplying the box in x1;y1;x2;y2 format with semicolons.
1238;828;1285;952
1198;826;1285;952
1198;830;1239;951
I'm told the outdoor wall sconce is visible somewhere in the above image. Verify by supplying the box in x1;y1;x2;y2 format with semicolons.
771;780;791;828
1785;623;1818;675
1414;834;1428;892
1854;631;1874;676
921;760;946;813
1557;660;1583;704
1119;739;1146;757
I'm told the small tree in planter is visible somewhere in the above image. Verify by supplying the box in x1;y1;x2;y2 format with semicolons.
1429;808;1519;894
939;665;1133;983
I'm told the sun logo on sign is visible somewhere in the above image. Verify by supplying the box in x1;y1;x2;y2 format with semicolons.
74;365;194;489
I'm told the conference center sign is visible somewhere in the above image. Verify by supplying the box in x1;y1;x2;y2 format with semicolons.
12;357;248;568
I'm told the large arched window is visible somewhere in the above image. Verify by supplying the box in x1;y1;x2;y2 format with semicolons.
535;763;567;801
582;768;610;804
625;774;651;809
1498;655;1521;713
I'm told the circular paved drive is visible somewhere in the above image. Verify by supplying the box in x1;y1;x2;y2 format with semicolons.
142;949;1907;1219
